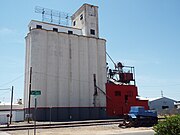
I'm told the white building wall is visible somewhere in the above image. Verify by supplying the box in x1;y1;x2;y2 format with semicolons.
29;20;82;36
78;36;89;107
58;33;70;107
0;104;24;123
72;4;99;38
97;39;106;106
24;36;30;108
25;28;106;109
70;34;80;107
30;30;48;107
88;38;98;106
72;10;85;31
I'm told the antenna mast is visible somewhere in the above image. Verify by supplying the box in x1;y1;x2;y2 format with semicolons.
161;90;164;97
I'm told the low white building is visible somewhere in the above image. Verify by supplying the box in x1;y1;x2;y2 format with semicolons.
174;101;180;109
0;103;24;124
149;97;177;114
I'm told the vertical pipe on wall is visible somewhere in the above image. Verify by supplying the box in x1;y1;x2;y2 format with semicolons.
28;66;32;123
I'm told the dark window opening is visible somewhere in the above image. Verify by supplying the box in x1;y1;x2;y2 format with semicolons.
36;25;42;29
125;95;128;103
90;29;95;35
53;28;58;32
68;30;73;34
115;91;121;96
73;21;76;26
162;106;169;109
80;14;83;20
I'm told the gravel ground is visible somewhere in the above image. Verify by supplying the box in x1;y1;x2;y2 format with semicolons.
6;124;154;135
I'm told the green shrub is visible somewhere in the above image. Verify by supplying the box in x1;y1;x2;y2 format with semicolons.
153;115;180;135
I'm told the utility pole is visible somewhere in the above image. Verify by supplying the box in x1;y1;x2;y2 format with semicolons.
28;67;32;123
10;86;14;124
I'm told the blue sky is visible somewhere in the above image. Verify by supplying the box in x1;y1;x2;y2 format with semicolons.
0;0;180;103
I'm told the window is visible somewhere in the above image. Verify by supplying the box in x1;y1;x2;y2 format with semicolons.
80;14;83;20
68;30;73;34
115;91;121;96
125;95;128;103
90;29;95;35
162;106;169;109
36;25;42;29
73;21;76;26
53;28;58;32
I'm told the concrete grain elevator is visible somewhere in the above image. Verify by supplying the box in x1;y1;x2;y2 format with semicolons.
24;4;107;121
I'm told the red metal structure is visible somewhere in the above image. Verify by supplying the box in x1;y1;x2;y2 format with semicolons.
106;62;149;116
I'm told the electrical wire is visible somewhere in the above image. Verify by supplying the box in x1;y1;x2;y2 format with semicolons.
0;88;11;91
34;71;180;91
33;71;93;84
0;91;10;97
0;73;24;87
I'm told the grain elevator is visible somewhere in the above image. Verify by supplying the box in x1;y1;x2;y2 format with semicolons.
24;4;107;121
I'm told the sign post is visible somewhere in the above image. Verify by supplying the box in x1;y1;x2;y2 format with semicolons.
30;90;41;135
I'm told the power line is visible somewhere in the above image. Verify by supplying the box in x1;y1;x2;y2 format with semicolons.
0;73;24;87
33;71;92;84
0;91;10;97
0;88;11;91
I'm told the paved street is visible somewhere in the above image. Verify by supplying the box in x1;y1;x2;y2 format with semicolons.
3;124;155;135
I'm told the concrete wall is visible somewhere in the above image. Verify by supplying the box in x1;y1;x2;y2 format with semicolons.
29;20;82;36
71;4;99;38
24;28;106;121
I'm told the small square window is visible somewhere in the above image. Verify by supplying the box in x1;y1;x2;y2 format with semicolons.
115;91;121;96
73;21;76;26
68;30;73;34
53;28;58;32
90;29;95;35
80;14;83;20
36;25;42;29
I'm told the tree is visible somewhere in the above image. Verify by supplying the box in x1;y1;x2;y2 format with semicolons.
153;115;180;135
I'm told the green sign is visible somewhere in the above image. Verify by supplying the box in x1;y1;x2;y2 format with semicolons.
31;90;41;96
